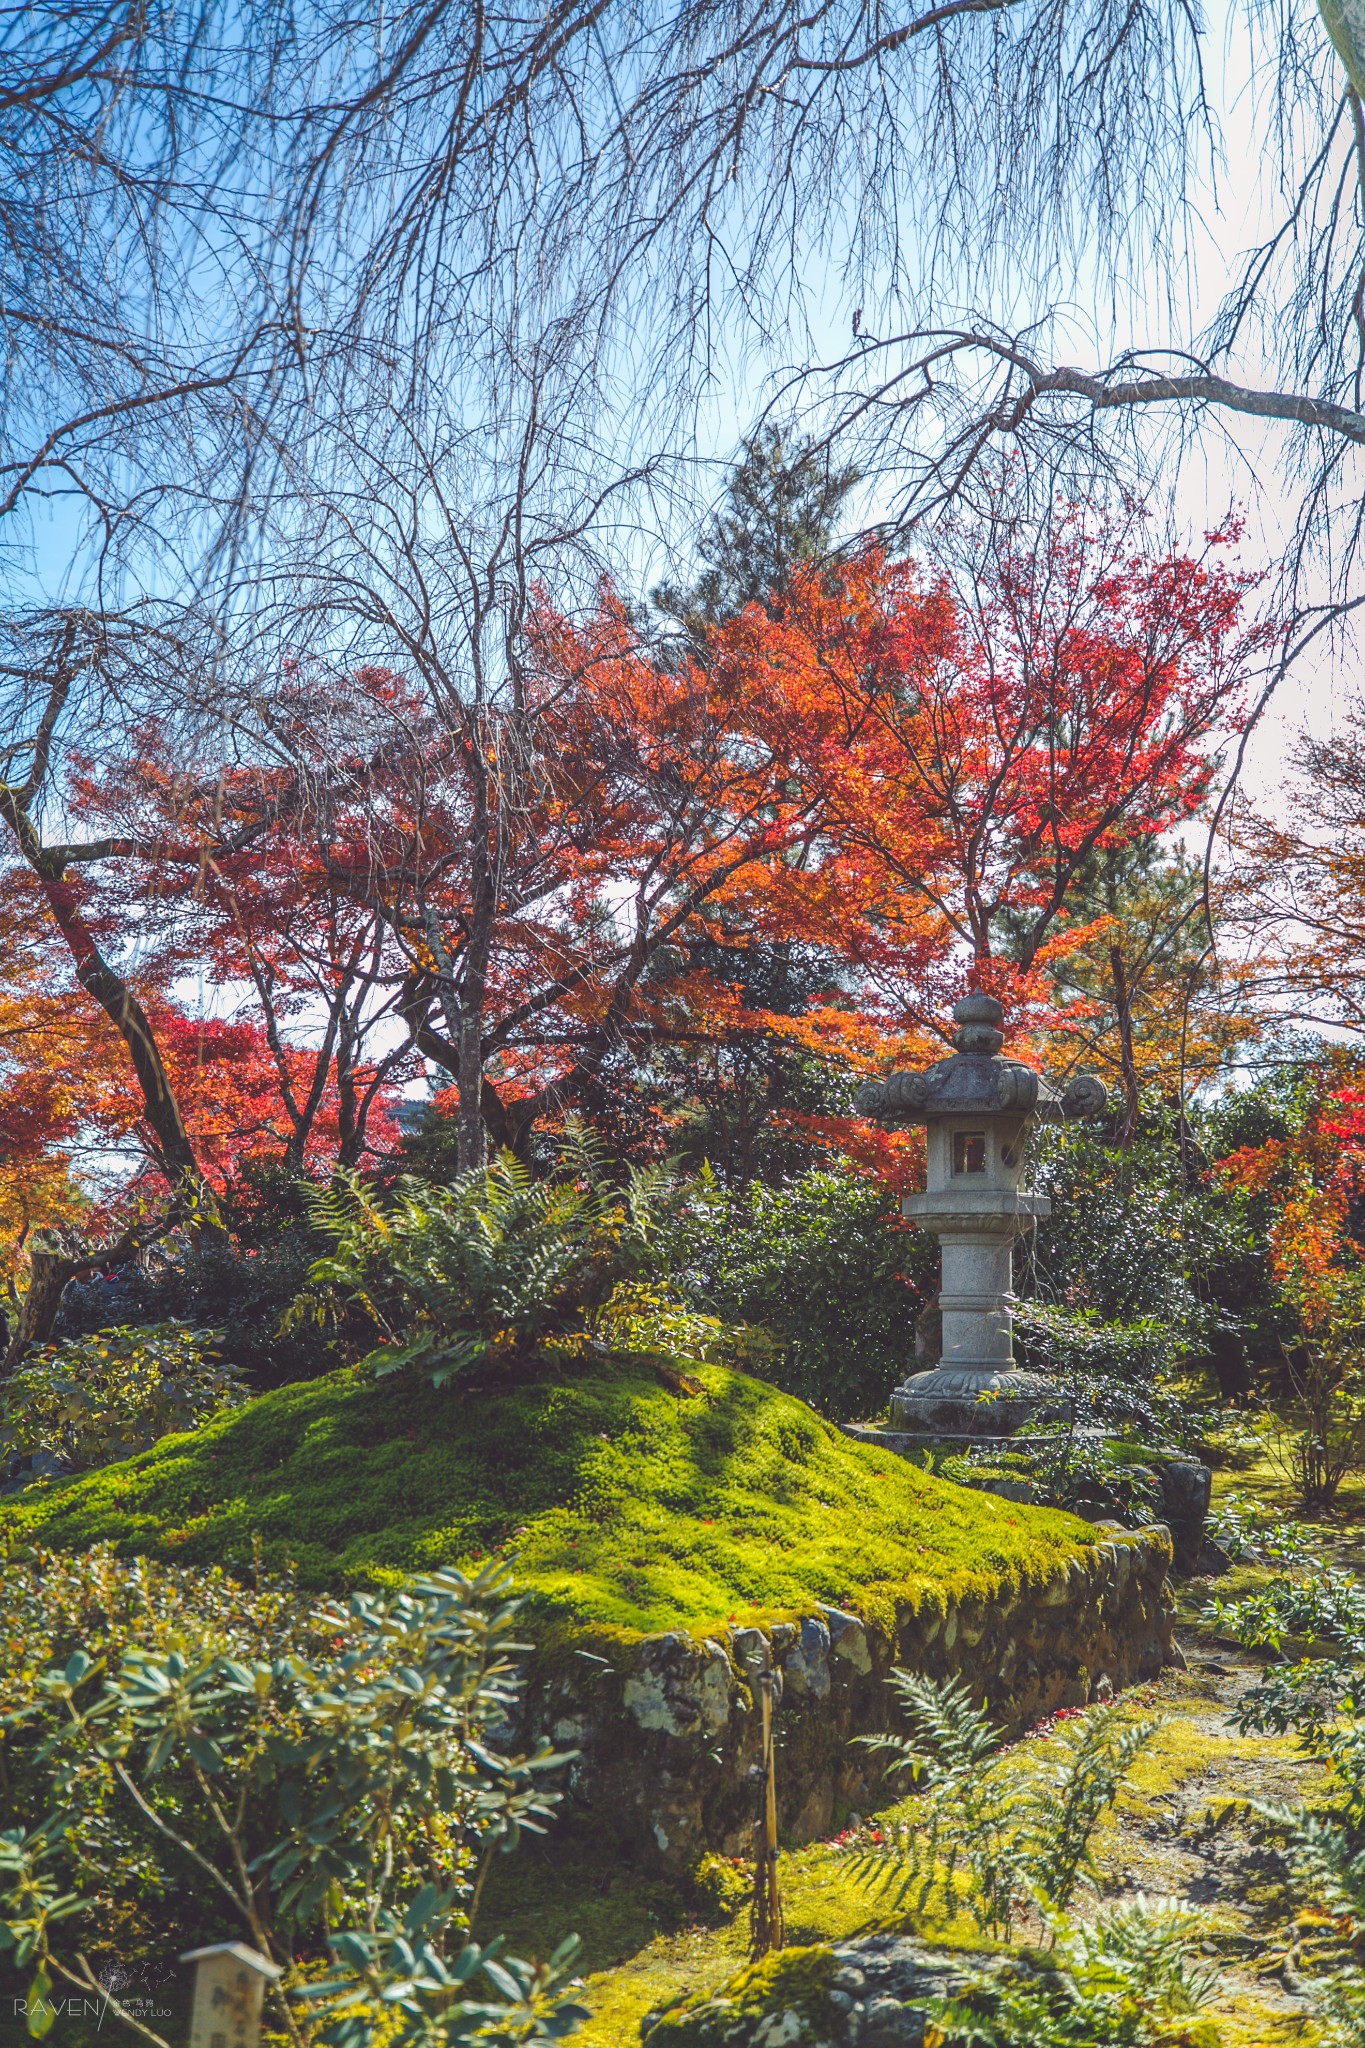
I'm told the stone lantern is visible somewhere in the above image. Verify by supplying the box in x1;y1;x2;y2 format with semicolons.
855;993;1107;1445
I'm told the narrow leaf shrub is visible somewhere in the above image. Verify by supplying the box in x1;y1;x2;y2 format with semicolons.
672;1165;932;1419
844;1673;1158;1936
289;1136;707;1388
928;1896;1221;2047
0;1544;584;2046
1224;1546;1365;2044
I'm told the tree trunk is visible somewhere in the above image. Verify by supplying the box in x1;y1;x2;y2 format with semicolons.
419;903;488;1172
457;1000;486;1170
35;865;206;1194
2;1243;78;1368
1;1207;190;1377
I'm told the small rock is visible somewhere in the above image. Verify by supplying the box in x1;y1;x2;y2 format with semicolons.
821;1605;874;1675
783;1617;832;1698
732;1627;767;1670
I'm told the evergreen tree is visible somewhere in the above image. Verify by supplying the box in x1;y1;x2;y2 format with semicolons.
645;426;861;1179
653;423;860;650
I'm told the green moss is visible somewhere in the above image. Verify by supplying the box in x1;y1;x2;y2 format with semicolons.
0;1356;1098;1644
489;1667;1338;2048
688;1853;751;1924
642;1946;839;2045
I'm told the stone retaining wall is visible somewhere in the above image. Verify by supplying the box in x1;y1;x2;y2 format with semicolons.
516;1524;1175;1876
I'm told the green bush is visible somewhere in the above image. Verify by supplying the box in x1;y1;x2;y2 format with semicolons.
1012;1301;1196;1446
942;1435;1165;1524
1029;1117;1241;1340
674;1165;932;1419
0;1544;585;2046
1204;1488;1316;1566
58;1176;336;1392
929;1897;1222;2047
0;1322;246;1477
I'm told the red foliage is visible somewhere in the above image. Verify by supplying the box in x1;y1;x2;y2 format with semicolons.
1;503;1263;1210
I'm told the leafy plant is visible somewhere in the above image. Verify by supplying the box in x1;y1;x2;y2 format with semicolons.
1205;1567;1365;1657
1204;1488;1316;1566
1218;1071;1365;1507
926;1896;1221;2047
1277;1316;1365;1509
0;1321;246;1477
1011;1300;1198;1452
1223;1555;1365;2044
1027;1116;1240;1344
671;1165;932;1419
0;1549;585;2046
289;1138;709;1389
1310;1965;1365;2048
1230;1750;1365;2045
947;1433;1165;1524
844;1674;1158;1936
59;1215;337;1391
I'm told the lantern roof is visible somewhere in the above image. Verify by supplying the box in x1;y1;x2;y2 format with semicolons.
180;1943;283;1980
854;994;1107;1127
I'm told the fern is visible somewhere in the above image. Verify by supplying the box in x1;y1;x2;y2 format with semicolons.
929;1896;1220;2047
851;1678;1029;1934
866;1671;1002;1783
1254;1798;1365;1932
1021;1705;1159;1911
285;1137;699;1390
845;1678;1159;1938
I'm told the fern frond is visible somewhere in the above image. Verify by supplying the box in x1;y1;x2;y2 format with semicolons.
882;1670;1000;1781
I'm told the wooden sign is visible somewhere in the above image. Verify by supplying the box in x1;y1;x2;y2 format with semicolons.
181;1943;283;2048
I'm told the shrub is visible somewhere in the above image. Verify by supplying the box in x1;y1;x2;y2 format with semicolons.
928;1896;1222;2047
844;1674;1158;1936
1028;1115;1248;1344
1204;1489;1316;1567
673;1165;932;1419
1011;1301;1196;1448
0;1321;246;1477
1206;1566;1365;1659
0;1545;585;2046
942;1436;1165;1524
57;1178;337;1392
1276;1311;1365;1509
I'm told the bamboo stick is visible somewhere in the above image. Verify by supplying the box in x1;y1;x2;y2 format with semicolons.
749;1637;784;1959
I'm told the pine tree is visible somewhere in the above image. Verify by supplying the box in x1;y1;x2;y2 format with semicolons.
653;423;860;650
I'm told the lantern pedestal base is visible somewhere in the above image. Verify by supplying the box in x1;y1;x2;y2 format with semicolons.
887;1363;1070;1445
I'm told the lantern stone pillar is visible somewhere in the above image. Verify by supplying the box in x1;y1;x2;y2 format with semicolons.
855;993;1107;1444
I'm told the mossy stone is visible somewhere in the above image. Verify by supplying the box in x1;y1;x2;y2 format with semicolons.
642;1946;840;2045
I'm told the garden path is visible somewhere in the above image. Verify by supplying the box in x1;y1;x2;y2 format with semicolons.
489;1608;1335;2046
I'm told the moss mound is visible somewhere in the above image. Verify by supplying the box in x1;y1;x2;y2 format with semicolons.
0;1357;1099;1643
